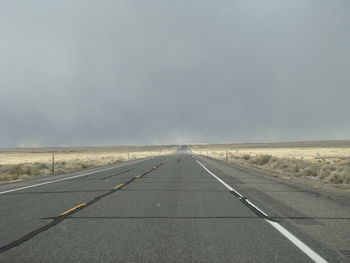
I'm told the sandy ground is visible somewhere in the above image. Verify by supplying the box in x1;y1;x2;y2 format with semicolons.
191;141;350;164
0;146;177;182
190;141;350;189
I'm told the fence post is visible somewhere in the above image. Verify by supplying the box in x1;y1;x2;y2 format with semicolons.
52;154;55;174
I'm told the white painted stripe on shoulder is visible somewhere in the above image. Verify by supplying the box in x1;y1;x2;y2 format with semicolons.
195;160;243;197
0;158;152;195
267;220;329;263
244;199;269;217
195;158;329;263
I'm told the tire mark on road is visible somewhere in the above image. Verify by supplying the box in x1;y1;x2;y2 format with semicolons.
0;161;167;254
101;168;135;180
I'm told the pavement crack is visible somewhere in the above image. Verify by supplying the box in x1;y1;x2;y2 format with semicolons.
0;160;167;254
102;168;135;180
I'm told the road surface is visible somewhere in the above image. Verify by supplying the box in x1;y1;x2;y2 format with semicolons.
0;150;349;262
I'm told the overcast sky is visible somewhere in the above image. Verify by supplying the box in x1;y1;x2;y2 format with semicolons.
0;0;349;147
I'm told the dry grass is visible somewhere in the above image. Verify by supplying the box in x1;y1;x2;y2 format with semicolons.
0;146;176;183
191;141;350;185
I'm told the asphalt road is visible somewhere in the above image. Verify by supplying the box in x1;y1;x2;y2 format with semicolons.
0;151;349;262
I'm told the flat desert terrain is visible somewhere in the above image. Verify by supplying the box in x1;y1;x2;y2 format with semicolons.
0;145;176;183
191;141;350;186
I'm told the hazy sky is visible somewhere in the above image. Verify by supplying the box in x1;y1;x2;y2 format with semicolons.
1;0;349;147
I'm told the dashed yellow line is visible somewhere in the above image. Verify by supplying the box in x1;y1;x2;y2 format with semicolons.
61;203;87;216
114;184;124;189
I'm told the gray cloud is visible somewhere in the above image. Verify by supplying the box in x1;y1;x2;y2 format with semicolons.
1;0;349;147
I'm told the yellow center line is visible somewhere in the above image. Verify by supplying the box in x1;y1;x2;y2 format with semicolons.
114;183;124;189
61;203;87;216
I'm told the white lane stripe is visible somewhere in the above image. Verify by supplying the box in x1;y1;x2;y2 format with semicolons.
0;158;152;195
195;160;243;197
245;199;269;218
267;220;328;263
195;159;329;263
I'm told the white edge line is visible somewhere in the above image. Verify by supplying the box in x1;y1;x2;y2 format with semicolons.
195;158;329;263
0;157;152;195
245;199;269;217
195;160;243;197
267;220;328;263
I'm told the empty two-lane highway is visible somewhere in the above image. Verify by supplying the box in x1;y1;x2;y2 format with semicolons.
0;153;340;262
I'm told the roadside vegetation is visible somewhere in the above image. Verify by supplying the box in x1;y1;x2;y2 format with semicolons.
191;142;350;185
0;146;176;183
229;153;350;184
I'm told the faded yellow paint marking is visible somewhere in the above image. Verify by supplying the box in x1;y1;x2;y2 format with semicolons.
114;184;124;189
61;203;86;216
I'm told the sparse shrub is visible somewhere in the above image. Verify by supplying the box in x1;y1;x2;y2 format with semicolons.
242;154;251;160
2;164;44;180
286;163;299;173
273;159;289;169
33;162;49;170
326;167;350;184
294;159;308;170
9;165;24;175
116;158;126;163
38;163;49;169
326;170;344;184
302;166;318;177
81;162;94;169
0;173;16;181
317;164;336;179
249;154;272;166
31;167;42;177
214;150;350;185
344;168;350;184
9;165;31;176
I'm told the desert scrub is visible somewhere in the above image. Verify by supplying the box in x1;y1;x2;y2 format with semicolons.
242;154;251;160
326;167;350;184
249;154;272;165
0;164;45;182
226;154;350;185
9;165;42;177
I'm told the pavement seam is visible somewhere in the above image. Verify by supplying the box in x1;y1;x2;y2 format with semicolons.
0;160;168;254
0;158;153;195
101;168;136;180
195;158;329;263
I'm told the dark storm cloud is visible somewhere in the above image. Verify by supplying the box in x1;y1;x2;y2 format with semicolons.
1;0;349;147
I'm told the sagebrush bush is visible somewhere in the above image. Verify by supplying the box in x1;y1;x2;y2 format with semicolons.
9;165;31;176
227;153;350;185
302;166;318;177
242;154;251;160
326;167;350;184
249;154;272;165
317;164;336;179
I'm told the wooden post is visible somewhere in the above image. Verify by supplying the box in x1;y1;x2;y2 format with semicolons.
226;151;228;162
128;152;130;161
52;154;55;174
